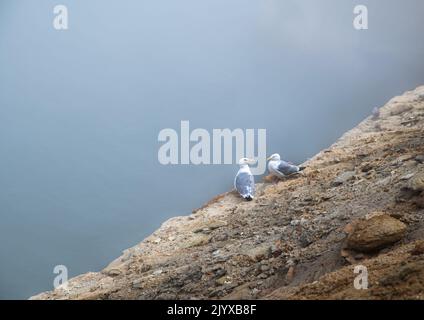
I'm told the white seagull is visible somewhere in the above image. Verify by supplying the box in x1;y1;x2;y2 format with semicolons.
267;153;305;179
234;158;256;201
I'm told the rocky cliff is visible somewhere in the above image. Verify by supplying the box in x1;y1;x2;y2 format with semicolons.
32;86;424;300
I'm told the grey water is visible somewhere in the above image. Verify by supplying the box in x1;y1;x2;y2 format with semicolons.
0;0;423;299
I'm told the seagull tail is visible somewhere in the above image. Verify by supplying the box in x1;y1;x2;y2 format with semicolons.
243;195;254;201
298;166;306;172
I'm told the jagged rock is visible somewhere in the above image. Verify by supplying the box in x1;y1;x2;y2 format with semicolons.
132;279;144;289
400;173;414;181
285;266;295;283
413;194;424;208
408;172;424;192
332;171;356;186
106;269;122;277
216;275;231;286
346;214;407;252
361;163;373;172
415;155;424;164
260;264;270;272
152;269;163;276
411;241;424;256
156;292;177;300
299;233;313;248
244;245;271;262
181;234;211;248
193;219;227;233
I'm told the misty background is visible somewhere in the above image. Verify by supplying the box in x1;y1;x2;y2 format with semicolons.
0;0;423;299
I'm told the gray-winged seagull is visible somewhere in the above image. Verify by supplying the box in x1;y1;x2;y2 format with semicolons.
234;158;256;201
267;153;305;179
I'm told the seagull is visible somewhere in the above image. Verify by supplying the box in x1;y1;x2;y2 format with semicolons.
234;158;256;201
267;153;305;179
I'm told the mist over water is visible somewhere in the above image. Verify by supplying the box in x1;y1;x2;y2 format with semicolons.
0;0;423;299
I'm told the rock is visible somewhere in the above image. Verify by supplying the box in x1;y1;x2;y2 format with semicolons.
397;186;422;202
208;288;223;298
251;288;260;295
156;292;177;300
132;279;144;289
290;220;300;226
413;194;424;208
408;172;424;192
361;163;373;173
193;220;227;233
340;248;357;264
343;222;355;234
299;233;313;248
400;173;414;181
106;269;122;277
411;241;424;256
415;155;424;164
390;103;413;116
223;283;253;300
212;250;221;257
346;214;407;252
244;245;271;262
216;276;231;286
286;266;295;283
181;234;211;248
153;269;163;276
260;265;270;272
332;171;356;187
208;220;228;230
213;233;229;242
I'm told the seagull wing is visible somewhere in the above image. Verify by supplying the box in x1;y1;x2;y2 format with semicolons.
277;160;300;176
235;171;255;198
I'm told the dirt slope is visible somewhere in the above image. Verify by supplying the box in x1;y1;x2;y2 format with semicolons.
31;86;424;300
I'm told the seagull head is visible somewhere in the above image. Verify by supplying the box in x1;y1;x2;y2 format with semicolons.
267;153;281;161
238;158;257;166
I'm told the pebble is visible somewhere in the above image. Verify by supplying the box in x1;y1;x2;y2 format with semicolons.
153;269;163;276
332;171;356;187
260;265;270;272
415;155;424;164
400;173;414;181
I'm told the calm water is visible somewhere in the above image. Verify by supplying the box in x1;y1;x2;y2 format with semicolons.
1;0;423;299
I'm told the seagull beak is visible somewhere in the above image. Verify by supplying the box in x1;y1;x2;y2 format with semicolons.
248;158;257;165
266;156;272;161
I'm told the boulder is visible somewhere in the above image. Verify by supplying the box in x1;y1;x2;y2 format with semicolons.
346;213;407;252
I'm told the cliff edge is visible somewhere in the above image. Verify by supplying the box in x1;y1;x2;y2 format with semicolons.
32;86;424;300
